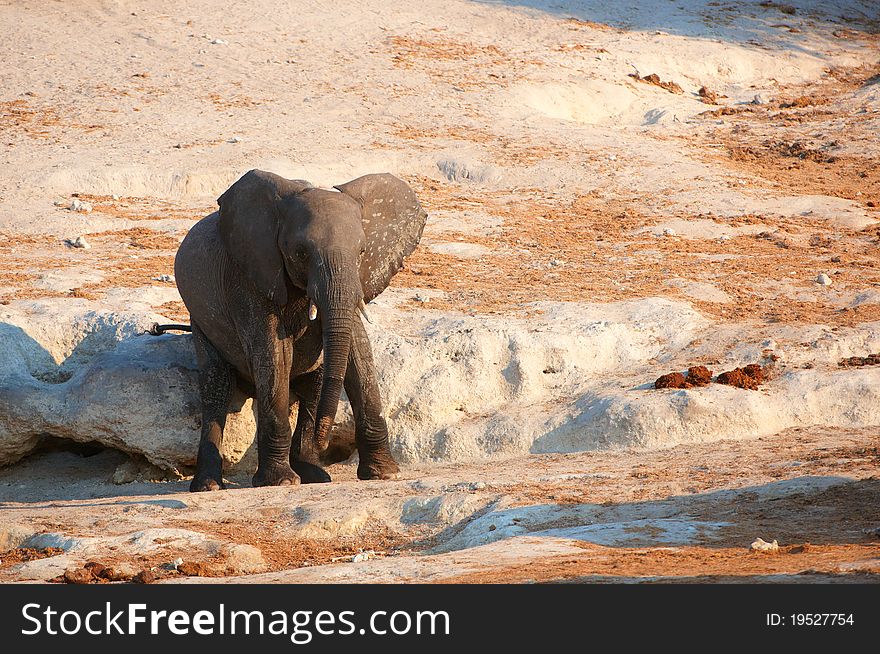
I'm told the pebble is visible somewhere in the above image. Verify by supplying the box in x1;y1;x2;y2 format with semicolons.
548;259;565;267
351;551;375;563
66;236;91;250
471;481;486;490
227;136;242;143
69;198;92;213
152;274;175;282
211;38;228;45
751;93;766;105
718;234;731;242
749;537;779;552
111;194;120;201
414;294;431;303
662;228;676;237
816;273;832;286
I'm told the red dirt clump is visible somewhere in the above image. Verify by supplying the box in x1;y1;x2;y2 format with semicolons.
839;354;880;368
61;568;96;584
131;570;156;584
687;365;713;386
629;72;683;94
176;561;213;577
0;547;64;567
654;371;688;389
716;364;766;390
654;366;714;389
698;86;718;104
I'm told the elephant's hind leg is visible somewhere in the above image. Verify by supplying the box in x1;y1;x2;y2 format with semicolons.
191;324;234;492
289;368;331;483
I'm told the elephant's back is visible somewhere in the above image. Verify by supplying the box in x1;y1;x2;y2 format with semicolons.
174;213;252;379
174;212;226;311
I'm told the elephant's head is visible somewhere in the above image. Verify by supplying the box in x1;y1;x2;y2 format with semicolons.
217;169;426;448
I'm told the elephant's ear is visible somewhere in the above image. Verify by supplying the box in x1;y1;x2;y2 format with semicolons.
217;170;311;306
334;173;427;302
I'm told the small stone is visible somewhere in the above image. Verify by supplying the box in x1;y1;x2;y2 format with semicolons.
662;228;676;237
351;551;374;563
152;274;175;283
111;194;120;201
750;537;779;552
227;136;242;143
751;93;766;105
471;481;486;490
548;259;565;267
66;236;91;250
210;38;228;45
830;256;841;263
718;234;731;242
414;294;431;303
69;198;92;213
53;199;67;207
816;273;832;286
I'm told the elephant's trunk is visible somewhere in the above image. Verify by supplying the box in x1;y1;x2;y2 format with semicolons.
312;250;359;450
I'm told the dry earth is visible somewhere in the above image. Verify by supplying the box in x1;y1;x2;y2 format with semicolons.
1;0;879;582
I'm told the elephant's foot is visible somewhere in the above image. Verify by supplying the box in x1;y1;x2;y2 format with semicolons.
252;462;301;487
190;472;225;492
291;459;332;484
357;448;400;481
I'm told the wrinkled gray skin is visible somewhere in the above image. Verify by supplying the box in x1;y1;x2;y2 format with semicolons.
174;170;427;491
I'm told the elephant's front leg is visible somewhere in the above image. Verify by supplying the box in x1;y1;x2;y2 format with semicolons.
250;336;300;487
344;317;400;480
289;367;331;483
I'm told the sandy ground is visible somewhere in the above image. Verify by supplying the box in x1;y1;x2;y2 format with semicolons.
0;426;877;583
1;0;879;582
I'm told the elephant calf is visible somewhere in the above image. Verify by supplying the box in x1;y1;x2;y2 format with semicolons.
174;170;427;491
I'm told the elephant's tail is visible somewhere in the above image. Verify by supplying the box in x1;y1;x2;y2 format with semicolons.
145;322;192;336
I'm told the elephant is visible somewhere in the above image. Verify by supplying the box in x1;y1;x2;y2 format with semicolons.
174;169;427;492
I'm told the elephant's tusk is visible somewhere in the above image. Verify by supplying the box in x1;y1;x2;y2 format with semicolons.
308;301;318;321
358;298;373;324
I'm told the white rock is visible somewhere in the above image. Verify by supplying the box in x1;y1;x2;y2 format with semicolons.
227;136;241;143
111;194;120;201
749;537;779;552
152;274;175;283
211;38;228;45
352;550;375;563
751;93;766;105
69;198;92;213
220;544;266;574
66;236;91;249
662;228;676;237
816;273;832;286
